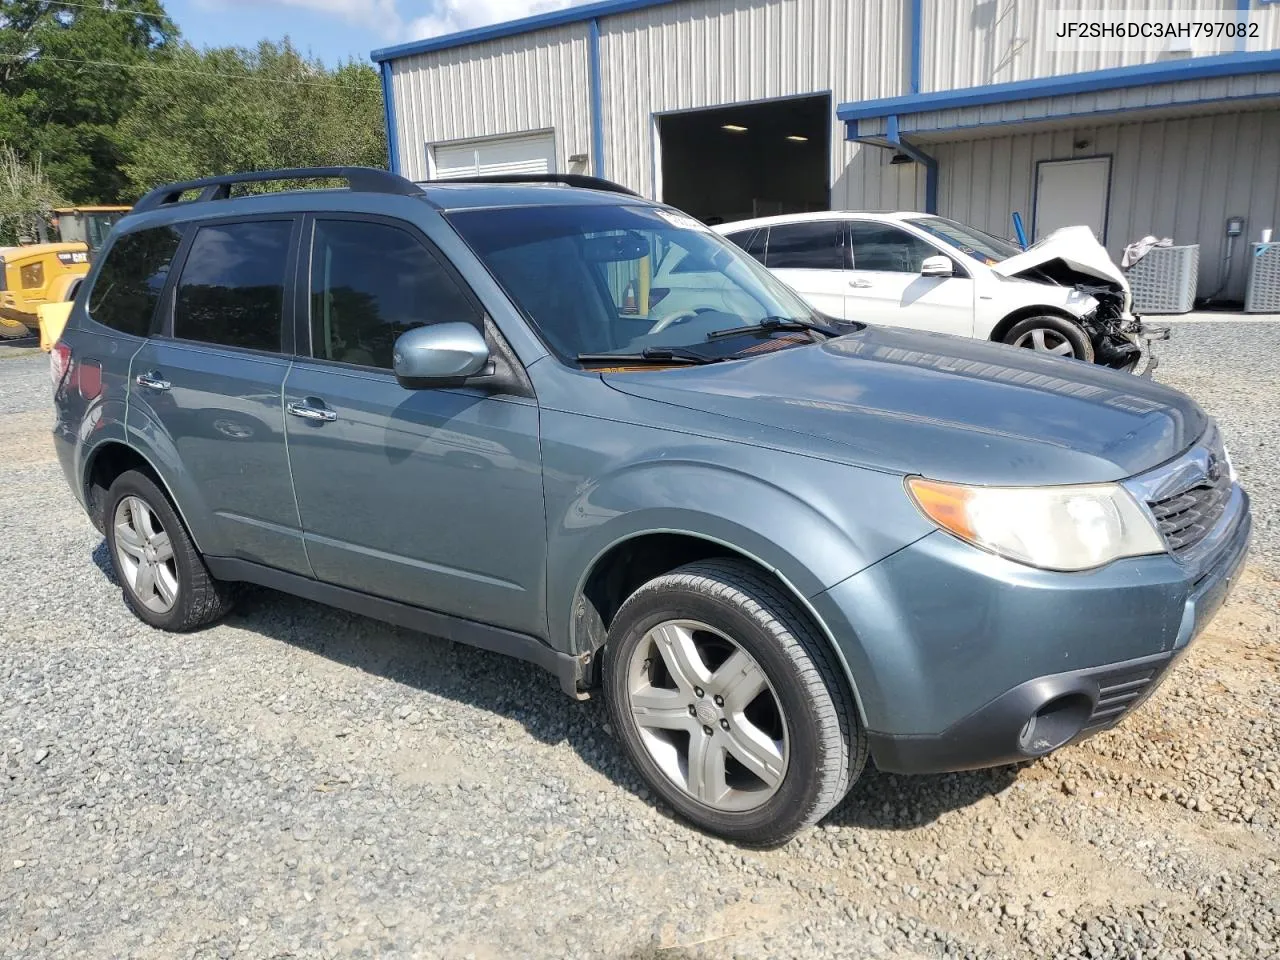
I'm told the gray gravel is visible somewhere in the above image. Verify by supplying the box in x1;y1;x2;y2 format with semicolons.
2;323;1278;959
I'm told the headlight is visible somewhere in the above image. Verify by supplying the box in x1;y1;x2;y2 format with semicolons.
906;477;1166;571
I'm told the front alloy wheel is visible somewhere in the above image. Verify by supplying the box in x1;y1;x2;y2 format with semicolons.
627;619;788;812
605;559;866;845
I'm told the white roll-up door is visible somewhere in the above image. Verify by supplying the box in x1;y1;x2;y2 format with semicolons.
431;133;556;180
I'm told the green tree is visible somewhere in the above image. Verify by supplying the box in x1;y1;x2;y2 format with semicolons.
0;0;177;202
119;39;386;197
0;144;63;244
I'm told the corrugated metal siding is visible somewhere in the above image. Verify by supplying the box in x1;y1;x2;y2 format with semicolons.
921;0;1280;93
596;0;915;207
903;74;1280;134
932;109;1280;300
387;23;592;181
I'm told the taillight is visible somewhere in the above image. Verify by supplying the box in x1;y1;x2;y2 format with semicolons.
51;341;72;390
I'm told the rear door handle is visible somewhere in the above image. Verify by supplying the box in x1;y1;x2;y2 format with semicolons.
287;400;337;423
849;279;873;289
135;372;171;391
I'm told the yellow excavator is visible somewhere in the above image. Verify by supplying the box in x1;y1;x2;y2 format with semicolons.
0;205;129;348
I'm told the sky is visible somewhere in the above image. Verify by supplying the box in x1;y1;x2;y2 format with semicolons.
166;0;595;65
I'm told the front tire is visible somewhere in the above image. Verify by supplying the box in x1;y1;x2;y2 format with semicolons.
104;470;234;631
604;559;865;845
1002;314;1094;363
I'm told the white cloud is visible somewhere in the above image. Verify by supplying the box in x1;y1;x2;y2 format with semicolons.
406;0;588;40
205;0;592;43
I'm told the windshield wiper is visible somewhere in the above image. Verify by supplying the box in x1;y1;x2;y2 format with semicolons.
705;315;842;341
576;346;718;365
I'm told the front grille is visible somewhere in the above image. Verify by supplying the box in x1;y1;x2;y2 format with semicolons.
1148;466;1232;556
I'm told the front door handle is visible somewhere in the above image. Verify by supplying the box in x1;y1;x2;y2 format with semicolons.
849;279;873;289
287;400;337;423
135;372;171;391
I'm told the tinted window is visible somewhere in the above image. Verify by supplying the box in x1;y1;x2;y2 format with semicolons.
848;223;939;273
764;221;846;270
725;229;767;264
173;220;292;352
310;219;481;369
87;226;183;336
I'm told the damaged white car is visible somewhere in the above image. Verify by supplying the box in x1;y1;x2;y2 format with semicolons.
717;213;1164;374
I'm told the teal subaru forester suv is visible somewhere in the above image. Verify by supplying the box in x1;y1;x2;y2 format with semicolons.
52;168;1250;844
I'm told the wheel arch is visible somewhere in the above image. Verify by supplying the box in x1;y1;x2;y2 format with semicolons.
570;528;870;726
988;304;1084;344
83;440;204;552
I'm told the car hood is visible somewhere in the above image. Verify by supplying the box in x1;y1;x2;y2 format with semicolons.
602;325;1206;486
991;225;1129;291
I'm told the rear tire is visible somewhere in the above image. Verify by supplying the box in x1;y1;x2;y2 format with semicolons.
104;470;234;631
1002;314;1094;363
604;559;865;845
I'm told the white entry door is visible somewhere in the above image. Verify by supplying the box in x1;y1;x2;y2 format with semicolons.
1034;157;1111;242
431;132;556;179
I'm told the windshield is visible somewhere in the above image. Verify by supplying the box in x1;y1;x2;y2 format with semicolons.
447;203;825;362
906;215;1023;265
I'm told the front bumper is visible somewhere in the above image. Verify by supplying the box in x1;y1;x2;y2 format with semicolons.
813;490;1251;775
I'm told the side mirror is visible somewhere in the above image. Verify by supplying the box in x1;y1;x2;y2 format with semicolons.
920;255;953;278
393;322;490;386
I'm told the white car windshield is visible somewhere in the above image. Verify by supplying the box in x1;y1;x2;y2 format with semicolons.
907;216;1023;265
448;203;830;363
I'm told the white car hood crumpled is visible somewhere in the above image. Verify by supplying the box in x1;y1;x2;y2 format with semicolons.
991;225;1129;292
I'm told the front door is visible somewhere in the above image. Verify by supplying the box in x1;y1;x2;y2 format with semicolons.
1034;157;1111;242
127;217;310;575
283;216;546;634
844;222;975;335
759;220;851;319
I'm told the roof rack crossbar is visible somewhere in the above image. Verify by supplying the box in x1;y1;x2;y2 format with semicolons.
419;173;642;198
132;167;422;213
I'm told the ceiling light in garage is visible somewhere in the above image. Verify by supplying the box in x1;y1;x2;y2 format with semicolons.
786;135;809;142
721;124;748;133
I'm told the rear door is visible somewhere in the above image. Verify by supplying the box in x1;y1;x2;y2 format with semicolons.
127;217;310;575
282;215;546;633
845;222;975;335
757;220;850;319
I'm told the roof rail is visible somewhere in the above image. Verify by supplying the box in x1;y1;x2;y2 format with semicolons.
419;173;643;198
132;167;422;213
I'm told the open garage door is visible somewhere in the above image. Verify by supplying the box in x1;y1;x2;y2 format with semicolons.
658;95;830;224
432;132;556;180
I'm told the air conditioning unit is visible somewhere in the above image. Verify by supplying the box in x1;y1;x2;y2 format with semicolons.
1124;245;1199;315
1245;242;1280;313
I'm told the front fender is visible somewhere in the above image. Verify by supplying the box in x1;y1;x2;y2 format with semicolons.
543;442;934;652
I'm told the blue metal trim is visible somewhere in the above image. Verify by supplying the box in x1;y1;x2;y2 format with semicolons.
869;89;1280;139
588;18;605;177
380;61;401;174
1011;211;1027;249
371;0;679;62
884;114;937;215
1237;0;1252;52
836;49;1280;122
909;0;923;95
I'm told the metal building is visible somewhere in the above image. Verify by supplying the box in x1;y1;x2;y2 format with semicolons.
373;0;1280;300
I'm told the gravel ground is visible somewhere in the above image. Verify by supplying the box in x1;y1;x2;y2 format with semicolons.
2;323;1277;959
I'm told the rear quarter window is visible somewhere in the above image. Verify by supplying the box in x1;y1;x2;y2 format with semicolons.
87;226;184;337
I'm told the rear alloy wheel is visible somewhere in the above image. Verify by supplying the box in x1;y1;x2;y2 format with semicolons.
104;469;234;631
604;559;865;845
1003;314;1094;363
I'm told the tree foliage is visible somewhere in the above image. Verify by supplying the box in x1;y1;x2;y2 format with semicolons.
0;144;64;244
0;2;386;205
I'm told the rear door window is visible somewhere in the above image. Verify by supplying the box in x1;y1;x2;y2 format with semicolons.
87;226;184;337
724;228;768;264
763;222;847;270
308;218;482;370
172;220;293;352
